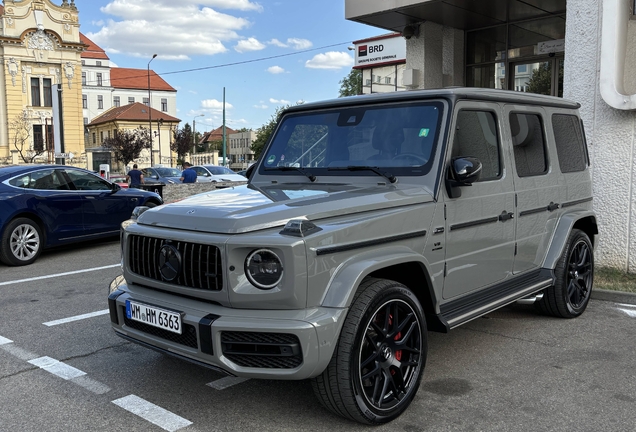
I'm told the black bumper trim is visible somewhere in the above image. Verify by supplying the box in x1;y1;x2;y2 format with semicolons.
199;314;221;356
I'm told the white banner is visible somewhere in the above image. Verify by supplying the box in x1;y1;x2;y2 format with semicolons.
354;35;406;68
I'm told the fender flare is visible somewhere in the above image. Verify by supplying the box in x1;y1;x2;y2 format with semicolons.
541;210;597;270
320;245;436;309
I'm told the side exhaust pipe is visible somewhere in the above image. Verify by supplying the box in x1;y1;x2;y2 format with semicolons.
516;292;544;305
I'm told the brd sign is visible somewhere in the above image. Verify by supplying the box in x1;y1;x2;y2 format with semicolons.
354;35;406;68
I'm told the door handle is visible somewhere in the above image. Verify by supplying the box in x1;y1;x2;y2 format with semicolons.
547;202;560;212
498;211;514;222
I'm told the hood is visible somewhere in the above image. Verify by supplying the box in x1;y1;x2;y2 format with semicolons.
136;183;434;234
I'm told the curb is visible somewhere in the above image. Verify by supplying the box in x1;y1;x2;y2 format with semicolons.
591;288;636;305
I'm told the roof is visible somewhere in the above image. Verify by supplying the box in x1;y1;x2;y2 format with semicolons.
88;102;180;127
80;33;110;60
200;126;238;144
110;68;176;92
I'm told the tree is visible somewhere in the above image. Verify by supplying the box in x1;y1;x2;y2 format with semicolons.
103;128;150;166
171;124;194;164
338;69;362;97
526;63;559;96
11;112;45;163
251;106;288;159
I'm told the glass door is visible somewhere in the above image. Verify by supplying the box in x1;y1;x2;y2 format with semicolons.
510;57;564;96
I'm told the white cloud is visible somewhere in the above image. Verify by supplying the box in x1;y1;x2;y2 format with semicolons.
269;98;290;104
234;37;266;53
305;51;353;69
88;0;254;60
201;99;234;114
287;38;312;50
267;66;285;74
267;38;312;50
253;104;269;109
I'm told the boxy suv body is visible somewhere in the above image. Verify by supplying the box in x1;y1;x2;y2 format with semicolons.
108;88;597;424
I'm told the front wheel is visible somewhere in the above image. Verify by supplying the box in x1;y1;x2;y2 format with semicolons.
311;278;427;424
0;218;44;266
536;229;594;318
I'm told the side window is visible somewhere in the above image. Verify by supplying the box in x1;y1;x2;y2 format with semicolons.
510;113;547;177
65;169;111;191
552;114;588;173
194;167;207;176
9;169;68;190
452;110;501;181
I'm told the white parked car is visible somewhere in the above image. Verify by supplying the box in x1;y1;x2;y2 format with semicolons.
191;165;247;183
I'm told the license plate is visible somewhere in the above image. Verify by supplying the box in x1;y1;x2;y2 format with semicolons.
126;300;182;335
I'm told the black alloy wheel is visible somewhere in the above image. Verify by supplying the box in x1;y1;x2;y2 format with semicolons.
311;278;427;424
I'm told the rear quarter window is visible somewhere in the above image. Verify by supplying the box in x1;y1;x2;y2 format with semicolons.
552;114;588;173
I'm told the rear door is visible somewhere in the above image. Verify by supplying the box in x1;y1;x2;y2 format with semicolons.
503;105;561;273
442;101;516;299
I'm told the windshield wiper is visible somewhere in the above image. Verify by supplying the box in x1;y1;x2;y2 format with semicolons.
328;166;397;184
265;166;316;182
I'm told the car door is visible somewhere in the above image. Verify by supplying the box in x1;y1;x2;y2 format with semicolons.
62;168;140;236
193;166;212;182
10;168;84;243
442;102;516;299
504;105;561;274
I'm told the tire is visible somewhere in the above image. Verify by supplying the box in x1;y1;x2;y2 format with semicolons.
146;201;159;208
536;229;594;318
0;218;44;266
311;278;427;424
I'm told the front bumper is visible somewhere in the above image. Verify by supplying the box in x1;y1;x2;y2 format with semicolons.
108;276;347;380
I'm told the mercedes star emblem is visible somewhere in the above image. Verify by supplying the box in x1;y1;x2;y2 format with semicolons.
158;244;181;281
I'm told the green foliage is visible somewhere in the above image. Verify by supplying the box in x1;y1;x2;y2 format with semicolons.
171;123;194;162
338;69;362;97
526;63;558;96
103;128;150;166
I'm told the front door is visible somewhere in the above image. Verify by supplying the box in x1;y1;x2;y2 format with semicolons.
442;102;516;300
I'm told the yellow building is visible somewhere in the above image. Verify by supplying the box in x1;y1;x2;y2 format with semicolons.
0;0;84;165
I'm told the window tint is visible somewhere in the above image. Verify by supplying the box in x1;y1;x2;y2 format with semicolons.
65;169;111;191
9;169;69;190
452;110;500;180
552;114;587;173
510;113;547;177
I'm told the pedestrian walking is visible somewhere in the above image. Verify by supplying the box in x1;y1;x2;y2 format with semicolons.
180;162;197;183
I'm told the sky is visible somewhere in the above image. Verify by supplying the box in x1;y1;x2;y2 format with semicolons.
77;0;384;133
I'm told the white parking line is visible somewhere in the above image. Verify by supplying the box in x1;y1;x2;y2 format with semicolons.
0;344;39;361
43;309;110;327
0;264;120;287
28;356;86;380
71;375;111;395
112;395;193;431
616;303;636;308
206;376;250;390
0;335;12;345
617;308;636;318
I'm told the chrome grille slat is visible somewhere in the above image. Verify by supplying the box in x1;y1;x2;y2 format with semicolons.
127;235;223;291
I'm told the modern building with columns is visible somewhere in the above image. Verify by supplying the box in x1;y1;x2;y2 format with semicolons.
345;0;636;272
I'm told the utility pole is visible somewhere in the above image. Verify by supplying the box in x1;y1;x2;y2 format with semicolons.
222;87;226;166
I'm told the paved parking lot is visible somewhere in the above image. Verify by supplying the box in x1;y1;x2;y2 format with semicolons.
1;240;635;431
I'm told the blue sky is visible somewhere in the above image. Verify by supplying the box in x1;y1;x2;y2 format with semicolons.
77;0;383;132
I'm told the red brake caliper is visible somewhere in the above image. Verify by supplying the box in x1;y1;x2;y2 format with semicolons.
388;314;402;376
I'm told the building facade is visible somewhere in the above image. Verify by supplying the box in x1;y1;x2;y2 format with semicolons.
228;130;256;170
345;0;636;272
352;33;407;94
0;0;84;165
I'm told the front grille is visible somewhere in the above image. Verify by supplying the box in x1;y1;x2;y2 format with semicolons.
221;331;303;369
128;235;223;291
123;311;198;349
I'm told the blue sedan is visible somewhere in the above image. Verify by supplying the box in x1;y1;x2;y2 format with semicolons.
0;165;162;266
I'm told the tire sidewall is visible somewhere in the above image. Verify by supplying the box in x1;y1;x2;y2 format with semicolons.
349;283;427;423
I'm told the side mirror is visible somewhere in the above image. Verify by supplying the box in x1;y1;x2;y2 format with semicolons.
245;164;256;180
445;157;482;198
111;182;121;193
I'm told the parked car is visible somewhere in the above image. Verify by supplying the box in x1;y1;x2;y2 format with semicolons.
236;169;247;177
141;166;183;185
191;165;247;182
108;174;129;189
0;165;162;266
108;88;597;424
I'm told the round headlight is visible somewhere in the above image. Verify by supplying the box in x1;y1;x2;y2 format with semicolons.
245;249;283;290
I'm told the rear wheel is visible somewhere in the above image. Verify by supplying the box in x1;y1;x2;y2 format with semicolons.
0;218;43;266
311;278;427;424
536;229;594;318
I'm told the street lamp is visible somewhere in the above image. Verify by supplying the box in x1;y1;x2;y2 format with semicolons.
192;114;204;159
147;53;157;165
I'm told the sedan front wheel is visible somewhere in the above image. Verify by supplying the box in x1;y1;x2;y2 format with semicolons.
0;218;43;266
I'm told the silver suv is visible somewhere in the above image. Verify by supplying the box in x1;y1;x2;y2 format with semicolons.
108;88;597;424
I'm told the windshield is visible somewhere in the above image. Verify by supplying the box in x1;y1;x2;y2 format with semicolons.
261;101;444;177
156;168;182;177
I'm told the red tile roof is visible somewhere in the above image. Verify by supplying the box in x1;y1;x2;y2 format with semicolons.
80;33;110;60
201;126;238;143
110;67;176;92
88;102;180;127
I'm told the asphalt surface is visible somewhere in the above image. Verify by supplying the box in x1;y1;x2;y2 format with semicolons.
1;239;635;431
